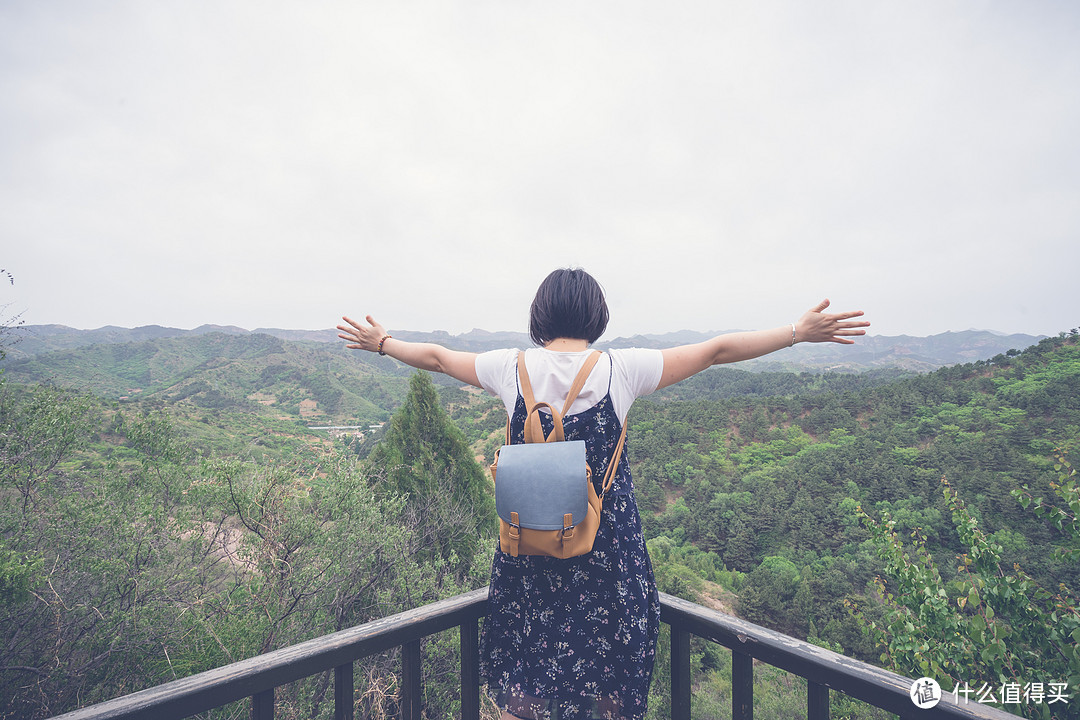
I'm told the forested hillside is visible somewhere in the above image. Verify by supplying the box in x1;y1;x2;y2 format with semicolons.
2;327;1077;718
1;332;414;425
625;332;1080;717
0;365;496;719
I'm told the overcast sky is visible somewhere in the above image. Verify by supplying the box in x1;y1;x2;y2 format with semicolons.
2;2;1078;341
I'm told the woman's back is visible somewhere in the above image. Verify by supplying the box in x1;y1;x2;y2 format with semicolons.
476;347;663;424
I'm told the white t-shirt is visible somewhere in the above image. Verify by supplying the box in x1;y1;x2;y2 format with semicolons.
475;347;664;424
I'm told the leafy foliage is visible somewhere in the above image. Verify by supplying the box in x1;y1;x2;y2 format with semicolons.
625;332;1080;719
3;320;1079;718
0;370;494;718
857;461;1080;718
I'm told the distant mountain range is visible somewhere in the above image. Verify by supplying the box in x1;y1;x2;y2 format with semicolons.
3;324;1047;373
0;323;1052;432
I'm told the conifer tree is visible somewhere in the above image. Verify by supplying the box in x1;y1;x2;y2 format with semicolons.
368;371;496;564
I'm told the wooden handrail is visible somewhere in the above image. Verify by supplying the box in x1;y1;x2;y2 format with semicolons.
49;586;1020;720
49;588;488;720
660;592;1018;720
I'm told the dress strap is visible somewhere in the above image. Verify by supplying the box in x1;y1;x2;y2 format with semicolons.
606;353;613;394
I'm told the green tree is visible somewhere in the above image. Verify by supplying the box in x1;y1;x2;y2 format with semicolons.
736;556;801;635
368;371;496;564
857;464;1080;719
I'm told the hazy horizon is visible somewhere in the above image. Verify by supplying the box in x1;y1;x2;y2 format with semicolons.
10;319;1052;343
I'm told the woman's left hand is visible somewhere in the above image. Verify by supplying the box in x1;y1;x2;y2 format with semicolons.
337;315;388;352
795;300;869;344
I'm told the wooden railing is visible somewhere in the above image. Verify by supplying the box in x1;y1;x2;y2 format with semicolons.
660;592;1016;720
51;586;1018;720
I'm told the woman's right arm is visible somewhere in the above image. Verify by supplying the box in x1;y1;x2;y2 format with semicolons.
337;315;482;388
657;299;868;389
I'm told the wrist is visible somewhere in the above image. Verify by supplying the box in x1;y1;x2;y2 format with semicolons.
377;334;393;355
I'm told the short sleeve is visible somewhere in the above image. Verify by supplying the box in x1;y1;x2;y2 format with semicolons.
608;348;663;423
475;348;520;416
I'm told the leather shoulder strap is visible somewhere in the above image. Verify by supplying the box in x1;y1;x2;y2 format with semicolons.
516;351;543;442
600;422;628;497
516;350;537;417
560;351;601;416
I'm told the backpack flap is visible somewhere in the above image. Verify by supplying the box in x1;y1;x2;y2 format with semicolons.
494;440;589;530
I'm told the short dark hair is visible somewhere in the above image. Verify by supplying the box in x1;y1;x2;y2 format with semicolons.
529;268;610;346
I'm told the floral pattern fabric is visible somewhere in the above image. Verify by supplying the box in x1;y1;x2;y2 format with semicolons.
479;375;661;720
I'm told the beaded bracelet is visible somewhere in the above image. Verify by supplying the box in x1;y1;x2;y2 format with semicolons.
789;323;797;347
377;334;392;355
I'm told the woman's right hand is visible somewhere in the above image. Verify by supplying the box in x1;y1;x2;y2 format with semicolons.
793;300;869;344
337;315;388;353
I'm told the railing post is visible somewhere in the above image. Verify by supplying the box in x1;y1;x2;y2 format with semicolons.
670;627;691;720
401;639;422;720
460;618;480;720
251;688;274;720
732;650;752;720
808;681;828;720
334;662;354;720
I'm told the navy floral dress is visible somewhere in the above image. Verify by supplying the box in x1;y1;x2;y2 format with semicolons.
479;360;661;720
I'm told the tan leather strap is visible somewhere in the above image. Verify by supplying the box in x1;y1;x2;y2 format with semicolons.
516;351;544;443
599;422;628;498
559;351;601;417
525;400;565;442
518;350;601;444
509;511;521;557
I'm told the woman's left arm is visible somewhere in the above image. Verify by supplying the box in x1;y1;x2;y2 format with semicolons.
657;299;869;389
337;315;482;388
